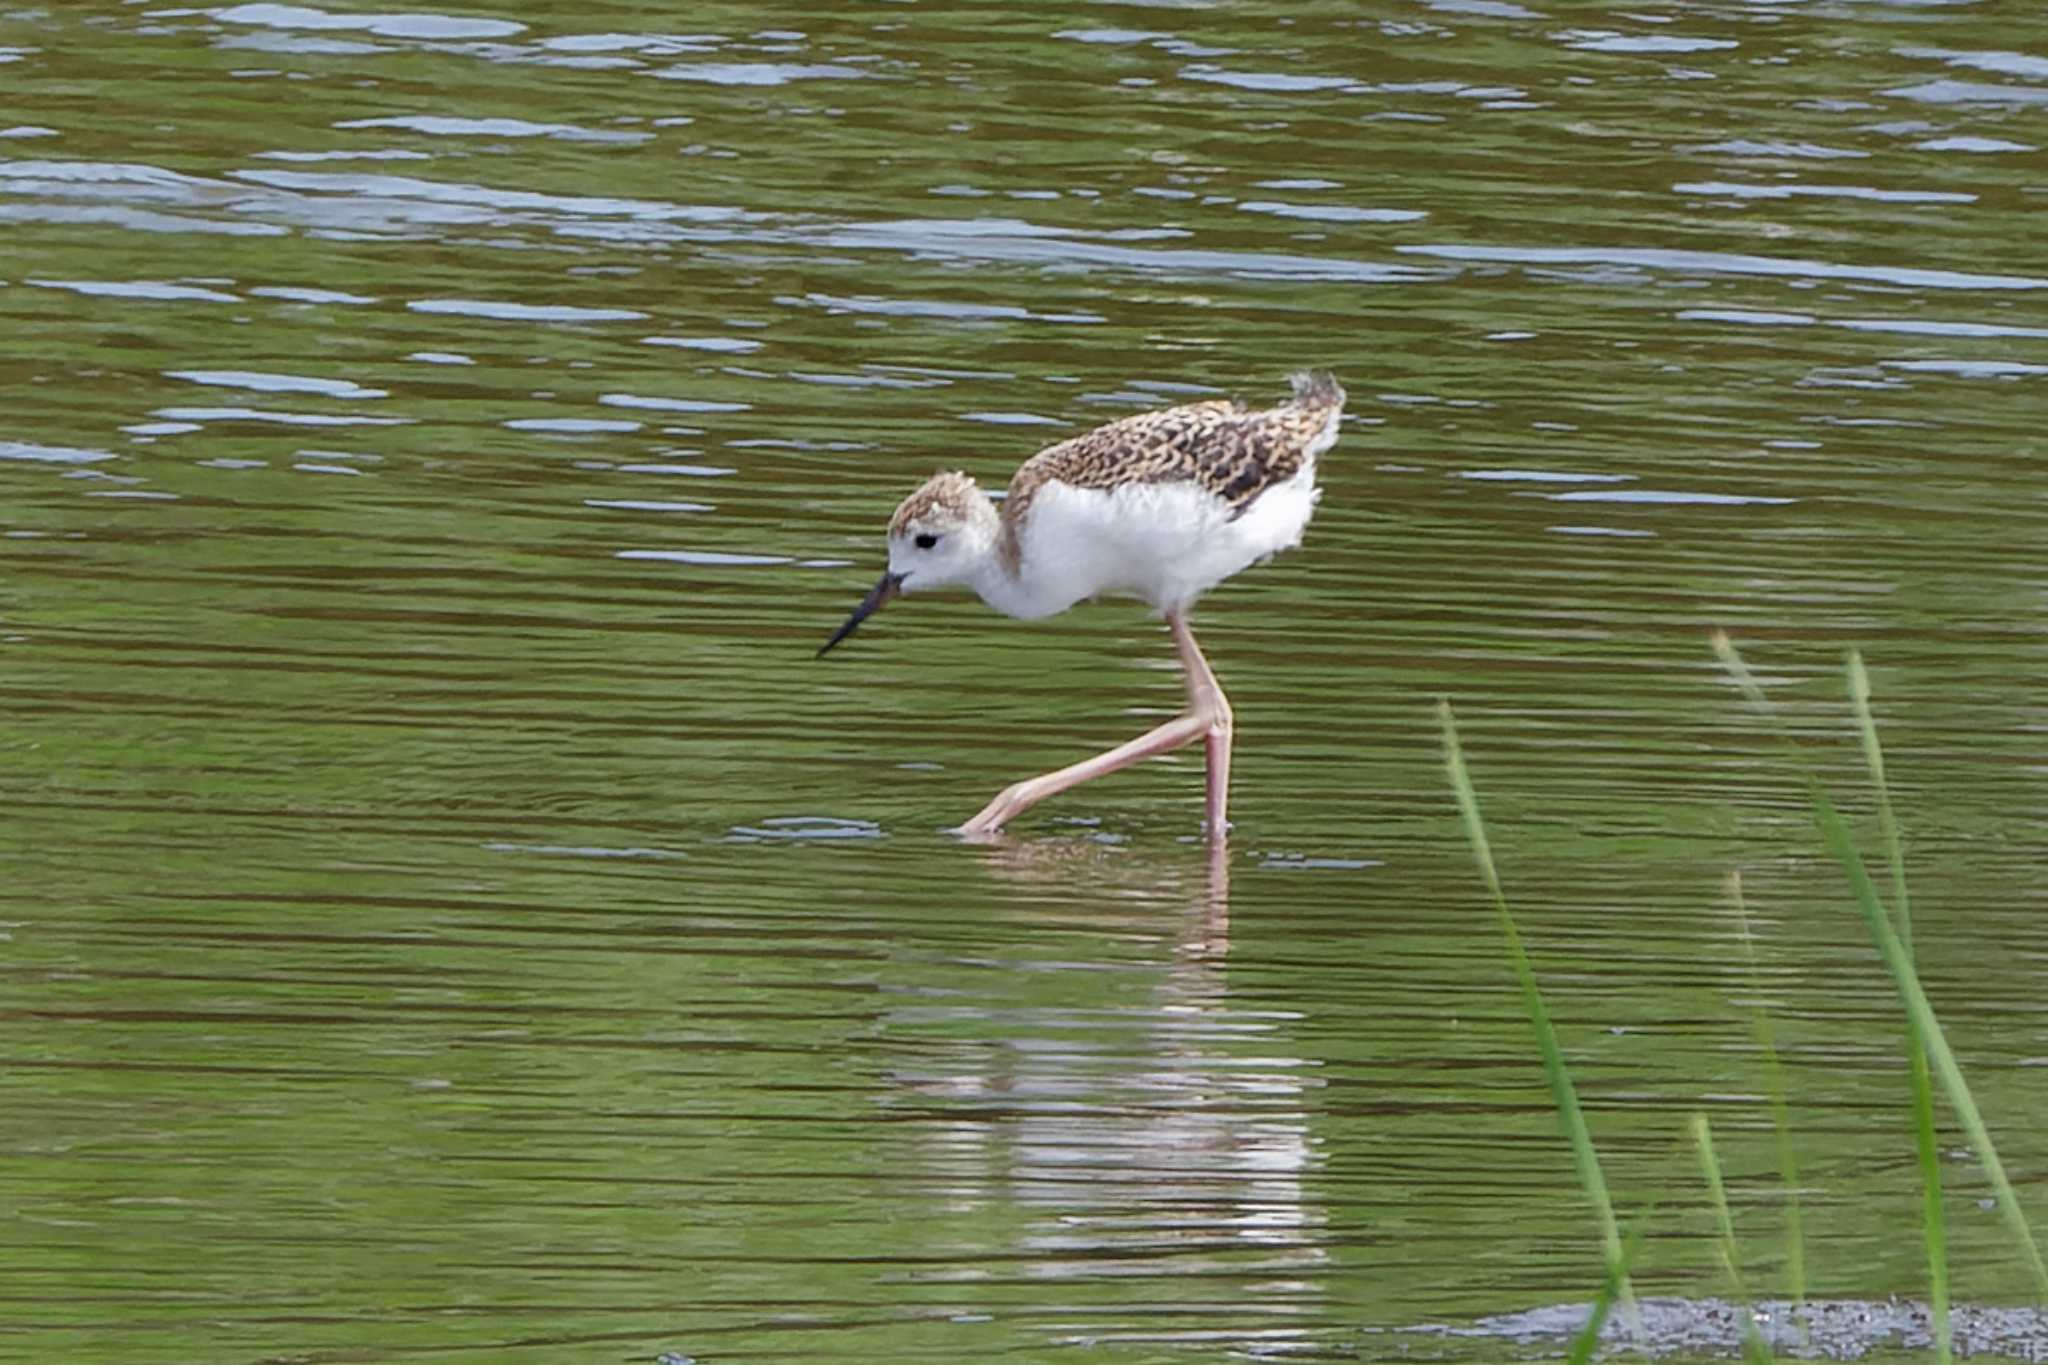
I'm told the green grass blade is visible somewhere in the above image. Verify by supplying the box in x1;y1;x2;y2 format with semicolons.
1440;699;1633;1310
1812;785;2048;1296
1724;872;1804;1312
1908;1031;1949;1361
1845;651;1948;1361
1569;1213;1653;1365
1715;635;1984;1335
1693;1112;1772;1362
1693;1112;1746;1297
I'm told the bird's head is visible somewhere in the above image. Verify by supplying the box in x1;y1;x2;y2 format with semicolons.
818;470;998;657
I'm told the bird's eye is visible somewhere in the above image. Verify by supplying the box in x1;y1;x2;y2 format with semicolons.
914;532;939;550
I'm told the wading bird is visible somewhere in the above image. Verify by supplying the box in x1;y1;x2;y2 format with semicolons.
819;370;1345;837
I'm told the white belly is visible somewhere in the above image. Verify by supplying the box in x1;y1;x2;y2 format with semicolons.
986;464;1322;619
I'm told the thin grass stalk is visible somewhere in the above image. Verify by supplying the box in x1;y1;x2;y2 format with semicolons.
1710;630;1772;716
1439;699;1634;1311
1725;872;1804;1312
1846;652;1911;944
1846;651;1948;1361
1812;786;2048;1295
1693;1113;1772;1362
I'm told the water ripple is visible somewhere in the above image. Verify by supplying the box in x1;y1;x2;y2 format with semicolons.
209;3;527;41
165;370;387;399
1402;243;2048;291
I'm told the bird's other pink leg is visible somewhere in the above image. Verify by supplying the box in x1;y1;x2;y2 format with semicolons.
957;711;1210;835
1168;612;1234;838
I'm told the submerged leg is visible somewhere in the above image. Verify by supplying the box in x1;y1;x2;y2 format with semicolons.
957;611;1233;837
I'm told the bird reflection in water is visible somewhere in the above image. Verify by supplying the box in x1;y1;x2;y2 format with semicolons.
879;834;1331;1352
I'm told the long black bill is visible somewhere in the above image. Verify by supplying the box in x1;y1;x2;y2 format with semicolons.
817;571;905;657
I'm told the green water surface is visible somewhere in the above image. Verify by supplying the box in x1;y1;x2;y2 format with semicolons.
3;2;2046;1360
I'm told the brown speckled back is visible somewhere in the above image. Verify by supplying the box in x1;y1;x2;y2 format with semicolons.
1001;371;1344;545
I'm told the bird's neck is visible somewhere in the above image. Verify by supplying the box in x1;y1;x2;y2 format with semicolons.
970;555;1030;618
969;535;1080;621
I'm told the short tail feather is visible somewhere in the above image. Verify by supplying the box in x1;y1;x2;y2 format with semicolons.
1287;369;1345;409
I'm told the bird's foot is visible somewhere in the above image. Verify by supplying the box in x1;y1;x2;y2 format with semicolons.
957;782;1031;836
952;809;1004;837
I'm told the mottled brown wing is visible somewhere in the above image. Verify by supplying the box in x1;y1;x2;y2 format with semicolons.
1004;388;1333;526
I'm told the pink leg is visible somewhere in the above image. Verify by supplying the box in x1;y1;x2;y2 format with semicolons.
957;612;1233;837
956;711;1210;835
1170;613;1234;836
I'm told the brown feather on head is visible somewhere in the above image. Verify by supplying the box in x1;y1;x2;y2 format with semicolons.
889;470;980;539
